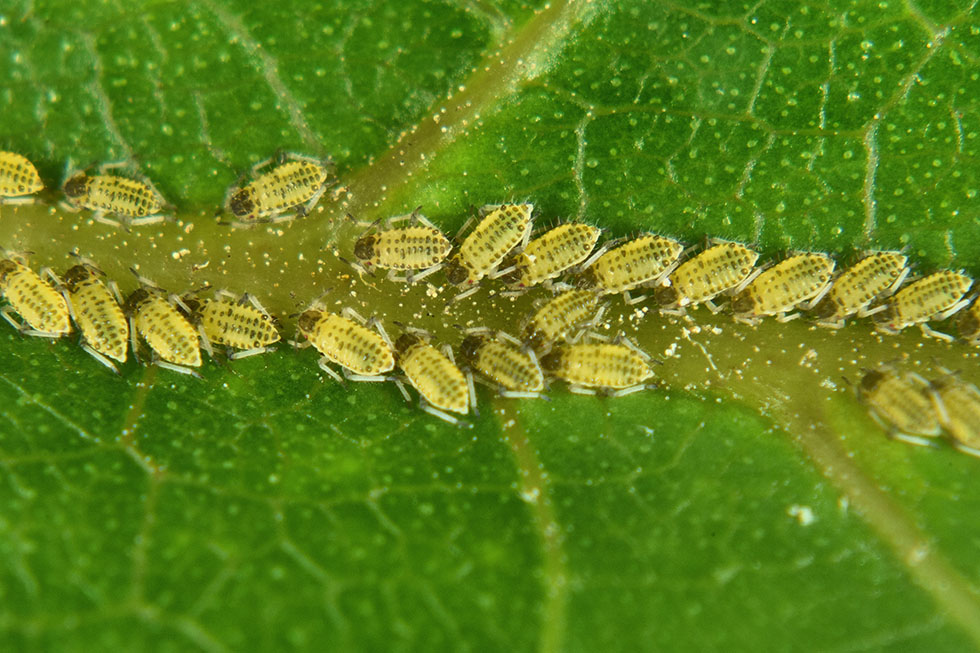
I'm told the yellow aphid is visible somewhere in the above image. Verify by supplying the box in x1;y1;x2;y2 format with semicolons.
873;270;973;340
63;167;167;226
181;291;280;359
125;288;202;373
226;153;332;223
502;223;600;289
459;333;544;395
957;297;980;344
577;234;683;302
928;375;980;457
444;203;533;292
62;264;128;369
352;211;451;282
395;333;470;423
296;308;394;380
858;368;940;447
810;251;909;326
0;259;71;337
656;241;759;311
731;253;836;322
540;340;654;395
522;289;601;351
0;151;43;202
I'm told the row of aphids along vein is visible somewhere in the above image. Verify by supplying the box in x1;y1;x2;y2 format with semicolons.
2;150;980;443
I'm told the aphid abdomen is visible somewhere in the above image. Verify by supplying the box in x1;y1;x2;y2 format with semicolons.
0;262;71;335
510;223;600;288
878;270;973;331
859;370;940;439
464;338;544;392
811;251;908;323
251;161;328;216
929;377;980;452
398;338;469;414
200;300;280;350
375;226;451;270
733;253;835;318
308;313;394;377
68;276;128;362
0;151;43;198
83;175;162;217
588;235;683;295
451;203;533;285
543;343;652;389
135;297;202;367
522;289;600;350
662;242;759;306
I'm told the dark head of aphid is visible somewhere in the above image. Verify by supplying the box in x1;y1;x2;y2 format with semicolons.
459;335;485;363
229;189;255;218
353;235;376;262
539;348;565;373
124;288;153;315
63;173;91;199
0;259;19;285
395;333;423;357
522;327;546;352
297;310;322;335
730;292;755;315
871;305;895;325
859;369;886;394
498;259;526;286
958;308;980;340
808;295;838;320
444;256;470;286
574;268;598;290
178;297;203;320
654;285;679;306
62;264;94;292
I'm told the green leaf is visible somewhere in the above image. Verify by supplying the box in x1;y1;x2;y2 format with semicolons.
2;0;980;650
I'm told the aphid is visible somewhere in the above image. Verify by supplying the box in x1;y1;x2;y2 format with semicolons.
500;223;601;290
351;210;451;282
0;258;71;337
124;280;202;375
956;296;980;344
62;163;168;227
224;152;333;225
731;252;836;323
443;203;533;300
810;251;909;327
576;234;684;303
521;289;602;351
857;368;941;447
395;332;471;425
656;240;760;312
928;374;980;457
62;263;128;371
872;270;973;340
180;289;280;359
458;331;545;401
295;307;394;381
0;151;43;204
539;337;655;396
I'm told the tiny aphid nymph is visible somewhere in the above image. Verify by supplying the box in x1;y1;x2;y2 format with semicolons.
0;259;71;337
873;270;973;340
576;234;683;303
62;264;129;370
928;374;980;457
810;251;909;327
459;332;544;398
540;339;654;396
500;223;600;289
352;211;451;282
181;290;280;359
858;369;940;447
296;308;395;381
225;152;333;224
62;163;168;227
125;286;202;374
0;151;43;203
522;289;601;351
444;203;533;295
656;240;760;312
731;252;836;322
395;333;471;424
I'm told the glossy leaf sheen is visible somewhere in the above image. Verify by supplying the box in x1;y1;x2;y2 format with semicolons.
1;0;980;651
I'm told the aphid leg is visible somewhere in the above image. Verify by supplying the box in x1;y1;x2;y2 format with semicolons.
441;343;458;366
197;324;216;359
0;196;35;206
703;299;723;314
129;215;167;227
229;347;274;360
874;323;901;336
249;155;277;176
568;385;597;396
467;371;478;413
476;203;500;218
500;390;544;400
414;212;440;231
622;290;647;306
243;293;274;318
1;306;25;332
952;443;980;459
81;343;120;374
798;282;833;311
608;384;652;398
937;298;971;321
577;239;622;272
128;316;143;364
731;266;764;295
615;335;654;362
815;319;845;330
58;199;81;214
393;378;412;403
300;181;328;216
883;266;911;297
518;219;533;251
317;358;345;383
39;266;61;287
733;314;760;326
93;212;124;229
918;323;955;342
857;304;888;318
451;285;481;304
344;372;387;383
341;306;368;325
369;318;395;351
409;262;443;283
386;269;410;283
269;211;298;224
496;331;523;346
156;360;202;378
170;293;195;315
341;256;375;280
775;312;801;323
887;431;940;448
97;160;133;174
489;264;517;280
453;214;477;242
419;401;469;428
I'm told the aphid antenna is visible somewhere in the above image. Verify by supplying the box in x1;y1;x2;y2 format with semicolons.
128;267;164;292
919;323;956;342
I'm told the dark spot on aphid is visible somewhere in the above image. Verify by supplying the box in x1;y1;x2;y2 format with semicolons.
730;293;754;314
872;305;894;324
229;189;255;217
63;174;90;199
179;297;202;318
444;257;469;285
62;265;93;293
522;328;546;351
860;370;885;392
0;260;20;284
575;268;597;289
540;349;564;372
354;235;376;261
297;310;321;334
654;285;679;305
498;261;524;286
809;295;838;320
124;288;153;315
459;335;484;363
